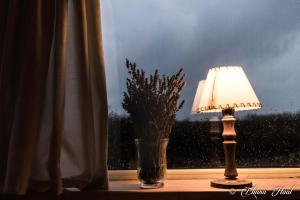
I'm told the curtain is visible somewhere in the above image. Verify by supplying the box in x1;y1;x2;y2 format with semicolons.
0;0;108;195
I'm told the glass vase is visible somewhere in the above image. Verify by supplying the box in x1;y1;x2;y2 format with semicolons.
135;138;169;189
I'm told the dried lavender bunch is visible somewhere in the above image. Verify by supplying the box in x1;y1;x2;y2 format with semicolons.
122;59;186;140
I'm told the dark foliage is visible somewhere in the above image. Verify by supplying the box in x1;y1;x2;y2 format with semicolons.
108;112;300;169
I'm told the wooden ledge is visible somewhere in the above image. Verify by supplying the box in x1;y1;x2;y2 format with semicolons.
64;178;300;200
2;178;300;200
108;178;300;192
109;168;300;180
102;178;300;200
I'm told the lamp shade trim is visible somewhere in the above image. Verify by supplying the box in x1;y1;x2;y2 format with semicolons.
197;102;262;113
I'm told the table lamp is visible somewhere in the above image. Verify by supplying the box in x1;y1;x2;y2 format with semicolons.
192;66;261;188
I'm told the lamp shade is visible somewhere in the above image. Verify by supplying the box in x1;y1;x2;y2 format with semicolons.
194;66;261;113
191;80;205;114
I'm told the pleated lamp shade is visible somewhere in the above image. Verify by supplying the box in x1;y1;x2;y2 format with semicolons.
193;66;261;113
191;80;206;114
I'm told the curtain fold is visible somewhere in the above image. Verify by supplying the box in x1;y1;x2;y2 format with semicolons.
0;0;108;195
48;0;68;194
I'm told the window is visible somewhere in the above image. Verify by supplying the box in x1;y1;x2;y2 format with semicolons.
101;0;300;170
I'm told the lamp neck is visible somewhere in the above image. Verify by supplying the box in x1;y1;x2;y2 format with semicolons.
221;108;238;179
222;108;235;116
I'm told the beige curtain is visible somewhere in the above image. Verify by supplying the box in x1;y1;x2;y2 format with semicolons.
0;0;108;195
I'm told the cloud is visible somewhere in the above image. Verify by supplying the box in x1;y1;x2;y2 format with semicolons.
101;0;300;119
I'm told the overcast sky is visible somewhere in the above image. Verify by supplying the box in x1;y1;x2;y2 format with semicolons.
101;0;300;119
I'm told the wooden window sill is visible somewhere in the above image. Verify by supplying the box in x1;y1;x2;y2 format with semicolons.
61;178;300;200
3;169;300;200
103;169;300;200
108;178;300;192
109;168;300;180
85;178;300;200
3;179;300;200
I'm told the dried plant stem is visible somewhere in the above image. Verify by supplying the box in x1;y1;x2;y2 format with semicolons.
122;59;186;140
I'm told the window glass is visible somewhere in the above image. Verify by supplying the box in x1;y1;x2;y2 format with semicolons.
101;0;300;169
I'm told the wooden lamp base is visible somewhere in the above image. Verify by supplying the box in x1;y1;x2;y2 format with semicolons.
211;178;252;189
210;108;252;189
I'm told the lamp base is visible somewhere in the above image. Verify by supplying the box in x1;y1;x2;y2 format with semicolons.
211;178;252;189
